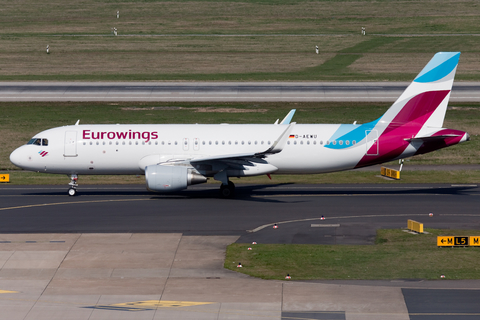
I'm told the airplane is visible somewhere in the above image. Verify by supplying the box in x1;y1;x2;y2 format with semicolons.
10;52;469;197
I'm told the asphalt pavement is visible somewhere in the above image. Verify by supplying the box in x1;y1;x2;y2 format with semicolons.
1;81;480;101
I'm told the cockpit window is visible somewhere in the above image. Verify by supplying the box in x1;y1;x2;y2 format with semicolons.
28;138;41;145
27;138;48;146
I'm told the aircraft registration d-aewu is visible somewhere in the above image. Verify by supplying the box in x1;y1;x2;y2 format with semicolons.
10;52;469;197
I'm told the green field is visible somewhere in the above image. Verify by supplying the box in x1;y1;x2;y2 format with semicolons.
1;0;480;81
225;228;480;280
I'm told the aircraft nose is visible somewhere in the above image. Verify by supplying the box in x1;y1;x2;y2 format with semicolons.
10;147;29;168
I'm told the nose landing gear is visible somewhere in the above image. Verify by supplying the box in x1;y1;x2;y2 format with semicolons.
68;174;78;196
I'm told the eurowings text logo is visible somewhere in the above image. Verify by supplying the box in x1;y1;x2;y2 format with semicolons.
39;150;48;157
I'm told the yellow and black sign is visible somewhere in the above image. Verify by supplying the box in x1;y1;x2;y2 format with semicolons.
437;236;480;247
0;174;9;183
469;236;480;246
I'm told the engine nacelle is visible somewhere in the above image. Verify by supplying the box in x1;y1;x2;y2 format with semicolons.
145;165;207;193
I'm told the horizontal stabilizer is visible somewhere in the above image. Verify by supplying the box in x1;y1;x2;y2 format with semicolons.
405;134;462;143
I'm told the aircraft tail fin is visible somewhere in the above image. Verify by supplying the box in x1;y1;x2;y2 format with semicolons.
379;52;460;133
354;52;467;168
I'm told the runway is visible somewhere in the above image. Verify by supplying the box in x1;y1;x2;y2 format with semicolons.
1;81;480;102
0;183;479;236
0;183;479;320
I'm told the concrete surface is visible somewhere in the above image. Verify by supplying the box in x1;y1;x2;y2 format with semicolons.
0;233;413;320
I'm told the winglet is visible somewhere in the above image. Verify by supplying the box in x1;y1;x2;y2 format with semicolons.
280;109;296;125
256;122;295;156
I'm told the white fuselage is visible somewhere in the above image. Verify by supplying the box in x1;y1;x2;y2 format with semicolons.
10;123;377;177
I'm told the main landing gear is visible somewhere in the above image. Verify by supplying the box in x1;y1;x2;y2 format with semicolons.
219;181;235;198
214;171;235;198
68;174;78;196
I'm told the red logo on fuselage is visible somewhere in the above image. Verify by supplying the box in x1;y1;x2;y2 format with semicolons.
82;130;159;143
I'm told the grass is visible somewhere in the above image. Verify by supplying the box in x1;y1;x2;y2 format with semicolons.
225;228;480;280
1;1;480;80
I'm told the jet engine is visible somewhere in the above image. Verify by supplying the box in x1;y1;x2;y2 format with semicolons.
145;165;207;192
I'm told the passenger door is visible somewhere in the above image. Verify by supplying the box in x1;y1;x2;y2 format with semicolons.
64;131;78;157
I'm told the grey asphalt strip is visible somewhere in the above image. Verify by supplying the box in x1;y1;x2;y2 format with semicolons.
1;82;480;102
